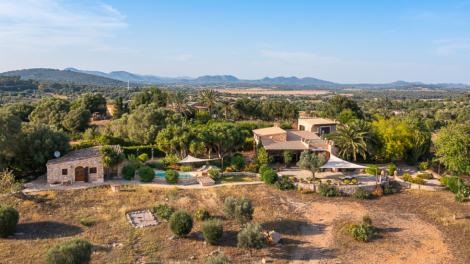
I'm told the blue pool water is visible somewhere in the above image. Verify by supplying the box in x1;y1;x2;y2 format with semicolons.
155;172;194;178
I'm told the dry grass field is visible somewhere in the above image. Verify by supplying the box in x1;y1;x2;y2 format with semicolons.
1;183;470;263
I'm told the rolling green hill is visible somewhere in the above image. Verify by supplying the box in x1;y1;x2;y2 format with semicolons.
0;68;127;86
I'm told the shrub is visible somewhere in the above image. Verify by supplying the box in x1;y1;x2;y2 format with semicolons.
455;192;464;203
447;176;465;194
290;176;296;181
169;210;193;238
230;156;245;172
326;179;332;185
383;185;396;195
243;138;254;152
224;167;232;173
206;252;231;264
122;164;135;180
165;170;179;184
462;187;470;197
262;169;278;185
351;179;357;184
273;178;296;191
180;165;193;172
127;154;143;169
146;161;165;170
243;163;258;173
138;153;149;162
412;177;425;185
418;162;429;171
346;222;378;243
208;168;220;180
0;206;19;238
258;164;271;179
223;196;254;226
319;185;343;197
371;188;383;197
362;215;372;225
353;188;371;200
439;177;449;186
194;208;211;221
237;223;265;250
299;178;304;182
417;173;433;179
44;238;93;264
365;165;381;176
151;204;172;220
402;173;413;182
138;166;155;183
201;218;223;244
344;180;350;184
282;175;289;179
388;164;397;176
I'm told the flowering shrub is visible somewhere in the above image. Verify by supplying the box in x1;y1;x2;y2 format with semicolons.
180;165;193;172
344;180;350;184
412;177;425;185
371;188;384;197
417;174;433;179
402;173;413;182
351;179;358;184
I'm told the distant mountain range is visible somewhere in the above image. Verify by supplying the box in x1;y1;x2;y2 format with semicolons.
1;68;468;88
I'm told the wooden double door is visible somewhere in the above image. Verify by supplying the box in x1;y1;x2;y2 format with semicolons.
75;166;89;182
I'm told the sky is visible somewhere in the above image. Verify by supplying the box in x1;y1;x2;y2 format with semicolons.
0;0;470;84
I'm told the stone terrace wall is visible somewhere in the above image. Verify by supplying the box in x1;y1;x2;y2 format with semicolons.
294;181;389;195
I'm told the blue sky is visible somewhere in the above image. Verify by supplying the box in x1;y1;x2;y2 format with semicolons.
1;0;470;83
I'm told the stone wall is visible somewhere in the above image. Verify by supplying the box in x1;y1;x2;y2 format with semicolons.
46;157;104;184
294;181;389;195
394;177;448;191
221;172;260;178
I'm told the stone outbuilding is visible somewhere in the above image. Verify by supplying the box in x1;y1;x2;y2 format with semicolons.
46;146;106;184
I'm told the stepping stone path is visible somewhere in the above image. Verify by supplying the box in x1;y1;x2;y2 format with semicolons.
126;210;159;228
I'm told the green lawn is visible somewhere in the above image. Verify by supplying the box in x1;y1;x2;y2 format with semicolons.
215;174;259;184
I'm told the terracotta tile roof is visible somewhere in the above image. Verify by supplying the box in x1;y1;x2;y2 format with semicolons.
253;127;286;136
46;145;122;166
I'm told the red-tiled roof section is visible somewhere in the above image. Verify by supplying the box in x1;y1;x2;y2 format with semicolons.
253;127;286;136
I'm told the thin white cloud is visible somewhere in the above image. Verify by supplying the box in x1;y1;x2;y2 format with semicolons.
0;0;128;52
382;28;399;35
260;50;338;65
164;54;193;62
433;38;470;55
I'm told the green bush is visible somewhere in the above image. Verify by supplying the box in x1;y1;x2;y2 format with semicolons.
402;173;413;182
121;145;165;159
201;218;223;244
383;185;396;195
223;196;254;226
273;178;296;191
146;161;165;170
237;223;265;250
417;173;433;179
138;153;149;162
365;165;381;176
318;185;343;197
194;208;211;221
388;164;397;176
412;177;425;185
151;204;172;220
439;177;449;186
0;206;19;238
353;188;371;200
138;166;155;183
121;164;135;180
208;168;220;180
262;169;278;185
243;138;254;152
447;176;465;193
128;154;143;169
282;175;289;179
180;165;193;172
206;252;231;264
165;170;179;184
258;164;271;180
346;222;378;243
231;156;245;172
418;162;429;171
362;215;372;225
44;238;93;264
169;210;193;238
455;192;464;203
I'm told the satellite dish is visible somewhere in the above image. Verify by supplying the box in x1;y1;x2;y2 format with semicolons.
54;151;61;158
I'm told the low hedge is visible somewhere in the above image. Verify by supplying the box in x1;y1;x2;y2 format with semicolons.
121;145;165;159
365;165;381;176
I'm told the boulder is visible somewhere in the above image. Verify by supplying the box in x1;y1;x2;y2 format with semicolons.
267;230;281;244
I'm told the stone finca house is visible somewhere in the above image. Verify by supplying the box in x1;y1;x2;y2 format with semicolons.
46;145;122;185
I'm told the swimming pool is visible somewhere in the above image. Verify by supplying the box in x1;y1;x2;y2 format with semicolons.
155;172;194;178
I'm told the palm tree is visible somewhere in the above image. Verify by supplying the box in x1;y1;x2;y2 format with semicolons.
170;91;193;117
329;120;376;161
199;89;219;113
221;99;231;119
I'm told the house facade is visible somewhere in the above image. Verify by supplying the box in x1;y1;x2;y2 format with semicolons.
297;118;338;135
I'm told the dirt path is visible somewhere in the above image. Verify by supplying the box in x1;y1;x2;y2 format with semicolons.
288;200;453;264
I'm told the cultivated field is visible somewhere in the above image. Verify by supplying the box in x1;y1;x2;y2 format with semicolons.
1;184;469;263
216;88;331;95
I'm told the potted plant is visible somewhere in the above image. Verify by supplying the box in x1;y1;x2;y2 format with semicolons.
299;178;304;183
307;178;313;184
290;176;296;182
326;179;331;185
344;180;350;185
351;179;358;184
316;179;322;185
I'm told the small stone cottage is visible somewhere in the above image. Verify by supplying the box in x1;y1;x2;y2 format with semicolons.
46;146;106;184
